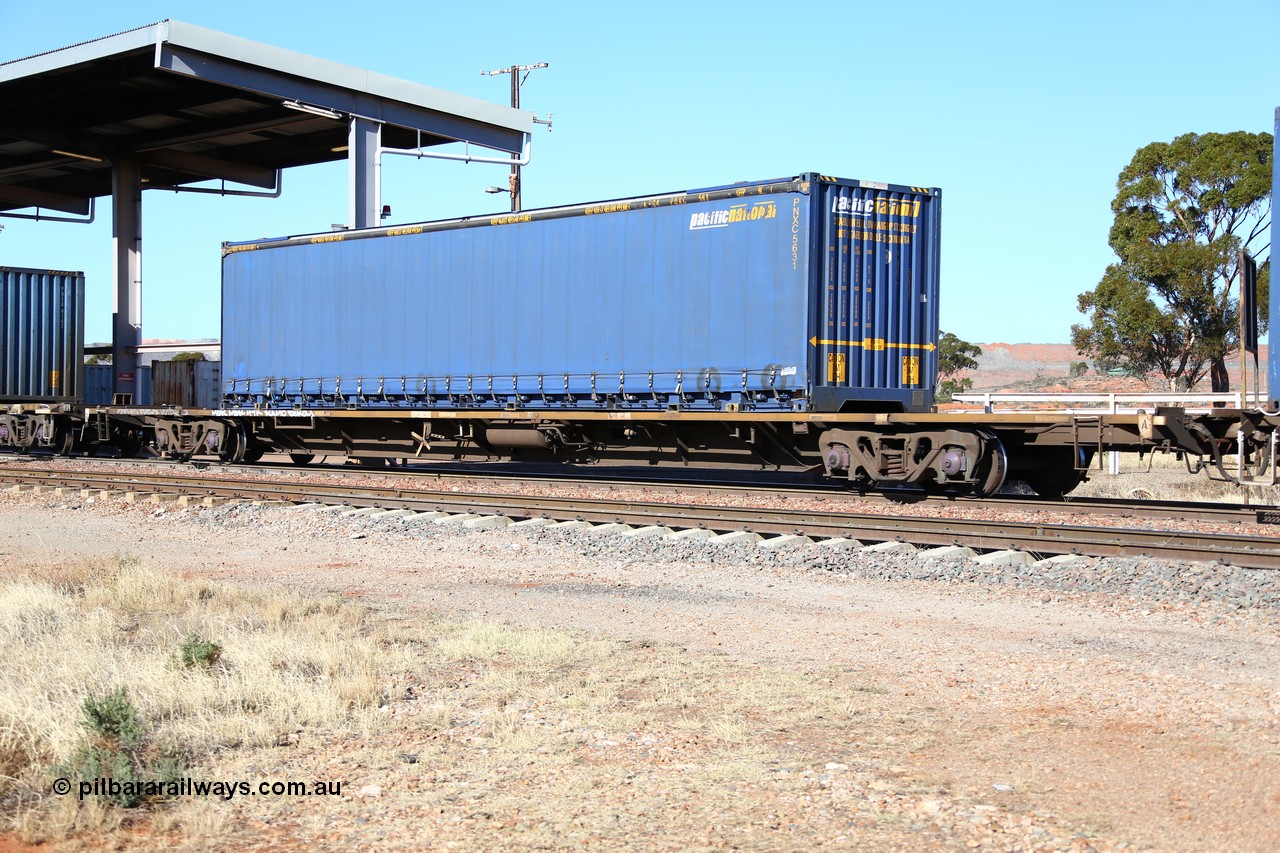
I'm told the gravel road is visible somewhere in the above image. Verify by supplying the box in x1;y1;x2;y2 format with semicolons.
1;483;1277;851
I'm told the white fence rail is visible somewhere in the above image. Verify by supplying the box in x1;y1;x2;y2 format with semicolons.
951;392;1267;415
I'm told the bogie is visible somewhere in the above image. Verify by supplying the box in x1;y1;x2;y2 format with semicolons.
819;427;1009;496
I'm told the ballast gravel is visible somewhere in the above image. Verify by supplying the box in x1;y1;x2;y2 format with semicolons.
188;495;1280;621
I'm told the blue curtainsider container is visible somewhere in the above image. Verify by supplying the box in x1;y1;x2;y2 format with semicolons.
0;266;84;403
221;173;940;413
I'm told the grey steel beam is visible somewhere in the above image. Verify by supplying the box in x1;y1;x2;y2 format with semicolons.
128;109;315;151
3;121;278;189
0;155;95;181
0;184;91;215
3;20;530;152
142;150;278;189
349;117;381;229
1;118;112;161
0;24;159;83
155;45;527;154
111;160;142;401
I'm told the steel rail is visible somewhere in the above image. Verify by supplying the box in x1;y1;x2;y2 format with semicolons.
3;466;1279;569
3;456;1274;526
235;458;1279;524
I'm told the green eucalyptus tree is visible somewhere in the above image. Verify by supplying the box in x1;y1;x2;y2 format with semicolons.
936;331;982;402
1072;131;1271;391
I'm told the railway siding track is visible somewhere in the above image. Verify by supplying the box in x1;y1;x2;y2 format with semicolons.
12;455;1280;526
3;466;1280;570
216;458;1275;525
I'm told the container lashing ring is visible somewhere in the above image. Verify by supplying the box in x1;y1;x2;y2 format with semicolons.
564;373;575;407
591;372;599;404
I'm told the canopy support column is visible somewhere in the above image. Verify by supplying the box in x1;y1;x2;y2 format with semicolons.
349;117;382;229
111;160;142;401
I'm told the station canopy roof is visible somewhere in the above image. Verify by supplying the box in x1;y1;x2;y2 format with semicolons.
0;20;532;214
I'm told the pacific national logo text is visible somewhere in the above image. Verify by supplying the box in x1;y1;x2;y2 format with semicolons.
689;201;777;230
830;196;921;217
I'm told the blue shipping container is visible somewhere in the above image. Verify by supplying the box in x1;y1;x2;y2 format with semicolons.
0;266;84;402
84;364;152;406
222;174;940;413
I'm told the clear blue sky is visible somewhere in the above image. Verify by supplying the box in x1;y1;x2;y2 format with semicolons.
2;0;1276;345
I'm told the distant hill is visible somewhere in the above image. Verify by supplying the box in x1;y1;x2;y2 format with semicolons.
966;343;1271;394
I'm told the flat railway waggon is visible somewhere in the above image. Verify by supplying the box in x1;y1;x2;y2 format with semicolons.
2;174;1276;497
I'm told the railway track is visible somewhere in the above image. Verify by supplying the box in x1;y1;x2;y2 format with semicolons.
4;453;1275;526
3;463;1279;569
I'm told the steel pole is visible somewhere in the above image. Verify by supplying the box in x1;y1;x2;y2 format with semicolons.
510;70;521;212
111;160;142;402
349;117;382;229
1270;108;1279;405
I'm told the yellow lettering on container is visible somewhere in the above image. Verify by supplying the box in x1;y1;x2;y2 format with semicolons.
901;356;920;386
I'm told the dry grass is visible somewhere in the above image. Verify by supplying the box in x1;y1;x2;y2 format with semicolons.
1070;450;1280;503
0;557;413;842
0;556;914;850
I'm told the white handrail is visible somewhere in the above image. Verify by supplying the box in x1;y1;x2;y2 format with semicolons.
951;391;1263;414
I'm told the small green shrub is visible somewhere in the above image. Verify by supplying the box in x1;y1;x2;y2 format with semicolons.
62;745;143;807
81;688;144;750
54;688;189;809
936;377;973;403
52;688;146;808
176;633;223;670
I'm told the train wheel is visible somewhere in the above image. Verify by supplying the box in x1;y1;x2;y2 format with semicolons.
289;452;316;466
1024;471;1086;499
52;419;76;457
218;423;247;464
1022;447;1091;498
241;443;266;464
114;431;143;459
974;430;1008;497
